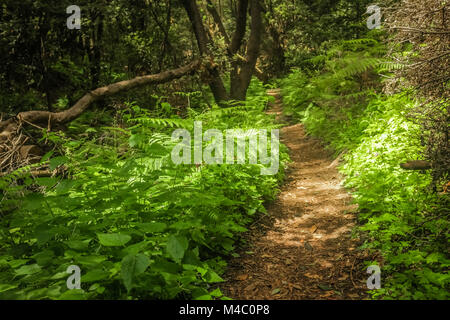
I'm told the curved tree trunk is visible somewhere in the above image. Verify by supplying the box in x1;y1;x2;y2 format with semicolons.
180;0;229;103
0;60;201;140
400;160;433;170
181;0;263;104
230;0;263;101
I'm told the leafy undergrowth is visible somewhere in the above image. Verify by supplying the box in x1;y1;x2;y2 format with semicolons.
0;79;289;299
280;36;449;300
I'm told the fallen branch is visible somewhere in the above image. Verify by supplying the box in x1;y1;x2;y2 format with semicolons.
1;60;201;131
0;60;201;175
400;160;433;170
391;26;450;34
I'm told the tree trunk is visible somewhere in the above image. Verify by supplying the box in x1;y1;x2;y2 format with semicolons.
206;0;231;45
230;0;263;101
229;0;249;55
0;60;201;137
400;160;433;170
180;0;229;103
181;0;263;104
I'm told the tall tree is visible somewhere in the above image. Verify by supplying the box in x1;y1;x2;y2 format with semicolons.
180;0;263;102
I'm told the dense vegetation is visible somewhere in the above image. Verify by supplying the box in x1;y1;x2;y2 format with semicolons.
281;30;449;299
0;0;448;300
0;80;291;299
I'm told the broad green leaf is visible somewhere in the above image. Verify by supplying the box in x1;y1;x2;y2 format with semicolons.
8;259;28;268
76;255;107;267
55;179;77;194
129;134;145;148
97;233;131;246
0;284;18;293
121;240;149;255
35;177;58;188
166;235;188;263
15;264;41;276
57;289;86;300
64;239;91;251
31;250;54;266
210;288;223;297
40;150;54;163
205;270;223;283
121;254;150;291
49;156;68;170
51;271;68;280
194;295;212;300
137;222;167;234
22;193;44;210
83;269;110;282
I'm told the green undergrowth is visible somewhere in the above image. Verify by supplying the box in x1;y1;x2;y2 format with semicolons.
280;35;449;299
0;79;289;300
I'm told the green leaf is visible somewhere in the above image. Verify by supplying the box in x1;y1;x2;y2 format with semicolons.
210;288;223;297
194;295;212;300
15;264;41;276
35;177;58;188
34;228;54;245
83;269;110;283
318;284;333;291
121;240;149;256
49;156;68;170
129;134;145;148
205;270;223;283
121;254;150;291
271;288;281;295
64;239;91;251
40;150;54;163
8;259;28;268
76;255;107;267
137;222;167;234
166;235;188;264
97;233;131;246
31;250;54;266
58;289;86;300
51;271;68;280
55;179;77;194
0;284;18;293
22;193;44;210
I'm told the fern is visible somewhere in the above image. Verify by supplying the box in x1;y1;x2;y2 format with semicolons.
342;38;379;46
131;117;192;129
334;58;382;78
377;61;405;72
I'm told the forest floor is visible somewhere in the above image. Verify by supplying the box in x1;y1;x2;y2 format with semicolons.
220;89;370;300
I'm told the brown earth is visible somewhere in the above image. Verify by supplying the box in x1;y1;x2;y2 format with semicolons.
220;89;370;300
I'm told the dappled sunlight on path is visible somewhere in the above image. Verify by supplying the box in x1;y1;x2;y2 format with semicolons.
221;89;368;300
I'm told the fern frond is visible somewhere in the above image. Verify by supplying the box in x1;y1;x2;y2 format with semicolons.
377;61;405;72
306;55;327;65
132;117;192;129
334;58;382;78
342;38;379;46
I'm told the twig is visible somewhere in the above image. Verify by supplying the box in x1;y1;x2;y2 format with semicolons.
350;258;357;288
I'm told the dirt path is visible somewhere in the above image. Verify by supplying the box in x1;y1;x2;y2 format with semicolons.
221;89;368;300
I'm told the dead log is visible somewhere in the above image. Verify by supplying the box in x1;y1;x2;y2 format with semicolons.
0;60;201;174
0;60;201;132
400;160;433;170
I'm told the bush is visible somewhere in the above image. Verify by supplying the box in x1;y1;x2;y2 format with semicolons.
0;79;289;300
280;37;449;299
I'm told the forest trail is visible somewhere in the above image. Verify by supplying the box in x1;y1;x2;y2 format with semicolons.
221;89;368;300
